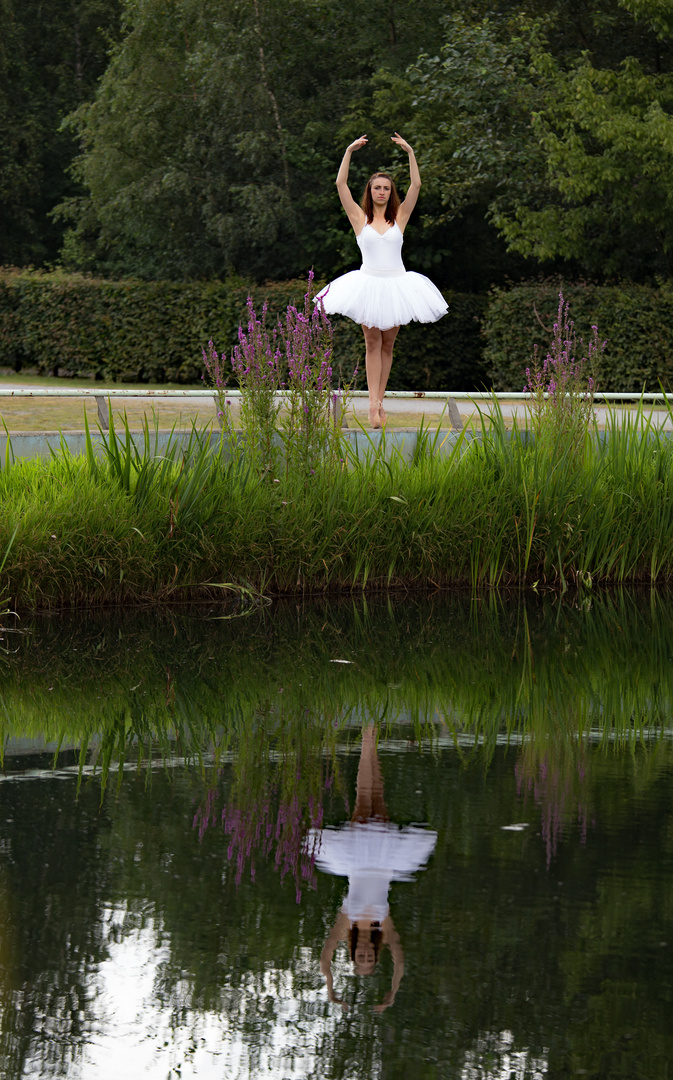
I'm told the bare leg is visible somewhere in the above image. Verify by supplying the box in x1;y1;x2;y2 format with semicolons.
352;724;389;822
362;325;383;427
377;326;399;425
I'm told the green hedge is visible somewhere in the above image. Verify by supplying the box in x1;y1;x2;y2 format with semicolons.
0;267;488;390
484;281;673;392
4;270;673;393
0;267;247;384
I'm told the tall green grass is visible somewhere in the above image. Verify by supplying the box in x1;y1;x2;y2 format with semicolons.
2;404;673;609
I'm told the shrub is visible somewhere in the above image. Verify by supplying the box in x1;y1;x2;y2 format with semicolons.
484;280;673;392
0;267;248;382
6;269;673;394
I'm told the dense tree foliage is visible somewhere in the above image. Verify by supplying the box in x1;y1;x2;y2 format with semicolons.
58;0;457;281
401;0;673;278
0;0;122;267
2;0;672;287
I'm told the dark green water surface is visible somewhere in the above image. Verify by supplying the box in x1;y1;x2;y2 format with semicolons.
1;593;673;1079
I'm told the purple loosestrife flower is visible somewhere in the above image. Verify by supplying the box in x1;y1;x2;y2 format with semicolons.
523;291;604;452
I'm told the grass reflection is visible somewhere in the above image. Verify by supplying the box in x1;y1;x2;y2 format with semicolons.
1;590;671;888
1;590;671;771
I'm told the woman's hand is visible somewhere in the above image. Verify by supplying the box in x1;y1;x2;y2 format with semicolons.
373;989;397;1014
346;135;368;153
391;132;413;154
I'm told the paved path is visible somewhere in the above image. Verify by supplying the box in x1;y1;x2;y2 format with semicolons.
2;382;672;432
349;395;673;430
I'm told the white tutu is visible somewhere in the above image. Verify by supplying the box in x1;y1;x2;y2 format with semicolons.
314;223;448;331
316;268;448;331
305;821;437;923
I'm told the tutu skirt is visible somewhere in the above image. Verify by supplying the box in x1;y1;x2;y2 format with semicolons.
314;268;448;331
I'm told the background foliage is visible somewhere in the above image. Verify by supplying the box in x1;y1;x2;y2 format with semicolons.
2;0;671;290
2;0;673;390
0;268;487;389
53;0;673;286
483;280;673;392
0;0;122;267
398;0;673;280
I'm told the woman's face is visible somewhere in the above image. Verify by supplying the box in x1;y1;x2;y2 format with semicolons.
370;177;391;207
353;942;377;975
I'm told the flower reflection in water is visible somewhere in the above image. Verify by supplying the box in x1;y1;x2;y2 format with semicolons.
515;733;592;866
193;712;340;903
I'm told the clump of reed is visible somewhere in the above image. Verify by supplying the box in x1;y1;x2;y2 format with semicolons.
523;290;604;458
2;395;673;610
203;272;353;478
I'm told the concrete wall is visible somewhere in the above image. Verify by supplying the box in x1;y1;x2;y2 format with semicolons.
0;428;473;465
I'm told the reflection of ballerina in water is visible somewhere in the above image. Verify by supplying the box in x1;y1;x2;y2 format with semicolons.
309;724;436;1012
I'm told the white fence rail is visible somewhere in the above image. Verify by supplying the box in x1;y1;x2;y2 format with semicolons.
0;388;671;399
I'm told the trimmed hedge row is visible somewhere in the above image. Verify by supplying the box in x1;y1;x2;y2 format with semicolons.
0;267;488;391
3;269;672;392
0;268;248;384
483;281;673;392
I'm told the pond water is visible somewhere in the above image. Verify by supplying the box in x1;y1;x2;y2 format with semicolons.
1;593;673;1079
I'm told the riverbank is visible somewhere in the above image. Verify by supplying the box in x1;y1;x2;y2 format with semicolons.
2;411;673;611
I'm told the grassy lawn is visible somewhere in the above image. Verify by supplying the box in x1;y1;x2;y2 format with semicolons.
0;373;218;432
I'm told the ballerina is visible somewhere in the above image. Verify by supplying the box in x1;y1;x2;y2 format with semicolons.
310;724;436;1013
315;133;448;429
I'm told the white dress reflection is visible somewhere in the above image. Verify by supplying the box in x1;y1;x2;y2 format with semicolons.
310;724;436;1012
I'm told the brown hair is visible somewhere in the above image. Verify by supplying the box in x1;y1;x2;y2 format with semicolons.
361;173;400;225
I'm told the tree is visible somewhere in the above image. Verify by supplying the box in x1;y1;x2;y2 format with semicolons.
0;0;122;267
400;0;673;280
0;0;42;264
495;51;673;275
58;0;450;281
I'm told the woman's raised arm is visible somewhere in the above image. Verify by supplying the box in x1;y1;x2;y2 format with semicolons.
392;133;421;233
320;911;350;1009
336;137;368;234
373;916;405;1013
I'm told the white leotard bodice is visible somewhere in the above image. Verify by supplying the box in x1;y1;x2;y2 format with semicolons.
356;223;406;276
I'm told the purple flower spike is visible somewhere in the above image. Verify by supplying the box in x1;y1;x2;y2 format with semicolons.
524;290;604;448
202;270;352;476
